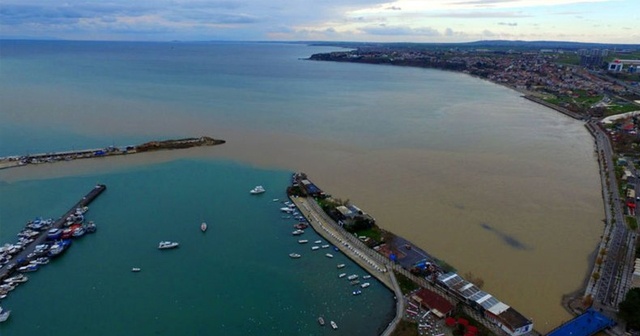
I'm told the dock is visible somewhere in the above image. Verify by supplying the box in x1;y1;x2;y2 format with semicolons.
288;196;405;336
0;184;106;282
0;136;225;170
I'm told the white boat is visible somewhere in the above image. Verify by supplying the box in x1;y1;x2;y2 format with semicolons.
292;229;305;236
318;316;325;326
311;246;320;250
272;198;279;202
337;264;345;269
201;222;208;232
321;245;330;249
289;253;301;259
330;321;338;330
132;268;141;272
314;240;322;244
352;290;362;296
325;253;333;258
0;306;10;323
280;207;294;213
362;275;371;279
338;273;346;278
298;239;308;244
361;282;370;288
158;241;179;249
250;185;266;194
347;274;358;280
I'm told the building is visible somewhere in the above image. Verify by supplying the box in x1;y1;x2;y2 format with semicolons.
412;288;454;318
608;59;640;73
437;272;533;336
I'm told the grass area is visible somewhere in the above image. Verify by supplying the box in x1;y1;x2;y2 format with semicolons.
556;54;580;65
626;216;638;230
607;103;640;115
354;226;384;242
395;271;420;295
390;319;418;336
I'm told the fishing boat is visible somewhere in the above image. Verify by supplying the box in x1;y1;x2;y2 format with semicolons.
0;306;10;323
250;185;266;194
289;253;301;259
158;241;179;249
325;253;334;258
201;222;208;232
317;316;325;326
330;321;338;330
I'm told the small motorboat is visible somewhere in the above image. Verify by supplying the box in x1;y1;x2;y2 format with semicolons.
250;185;266;194
298;239;308;244
347;274;358;280
289;253;301;259
314;240;322;244
318;316;325;326
337;264;345;269
352;290;362;296
362;275;371;279
201;222;208;232
292;229;304;236
132;268;141;272
325;253;333;258
338;273;346;278
361;282;370;288
330;321;338;330
311;246;320;250
0;306;11;323
158;241;179;249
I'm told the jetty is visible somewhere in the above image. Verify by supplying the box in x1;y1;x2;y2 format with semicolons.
0;136;225;170
0;184;106;282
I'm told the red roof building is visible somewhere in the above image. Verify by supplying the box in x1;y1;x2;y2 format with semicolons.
412;288;455;318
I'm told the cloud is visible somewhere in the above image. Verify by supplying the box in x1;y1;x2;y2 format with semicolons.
360;25;440;36
424;11;530;18
386;6;402;10
497;21;518;26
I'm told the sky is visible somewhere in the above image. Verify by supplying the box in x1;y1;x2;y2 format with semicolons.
0;0;638;43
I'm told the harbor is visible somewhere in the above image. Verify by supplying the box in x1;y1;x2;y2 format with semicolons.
0;184;107;309
0;136;225;170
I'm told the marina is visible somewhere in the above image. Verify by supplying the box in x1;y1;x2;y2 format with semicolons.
0;184;107;320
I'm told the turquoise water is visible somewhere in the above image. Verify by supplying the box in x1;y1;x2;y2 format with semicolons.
0;159;395;335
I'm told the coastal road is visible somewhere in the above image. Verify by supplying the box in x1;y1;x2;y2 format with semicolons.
585;122;636;314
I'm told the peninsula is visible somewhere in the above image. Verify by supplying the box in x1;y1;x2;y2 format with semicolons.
0;136;226;170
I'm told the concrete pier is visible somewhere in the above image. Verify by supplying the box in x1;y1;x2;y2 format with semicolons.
0;184;107;282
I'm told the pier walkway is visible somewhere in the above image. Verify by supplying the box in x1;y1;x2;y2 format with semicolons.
289;196;405;336
0;184;107;282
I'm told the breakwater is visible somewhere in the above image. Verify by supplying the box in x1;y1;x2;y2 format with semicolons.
0;185;106;285
0;136;225;170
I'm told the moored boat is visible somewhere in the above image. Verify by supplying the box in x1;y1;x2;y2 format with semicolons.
0;306;11;323
350;280;360;286
46;228;62;240
318;316;325;326
352;290;362;296
314;240;322;244
347;274;358;281
337;264;345;269
289;253;301;259
292;229;304;236
361;282;370;288
311;246;320;250
201;222;208;232
325;253;333;258
321;245;329;249
298;239;308;244
362;275;371;279
250;185;266;194
158;241;179;249
338;273;346;278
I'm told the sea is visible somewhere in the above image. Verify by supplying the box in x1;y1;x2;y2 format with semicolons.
0;40;603;333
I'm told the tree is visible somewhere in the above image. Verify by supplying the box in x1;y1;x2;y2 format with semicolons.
619;288;640;330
